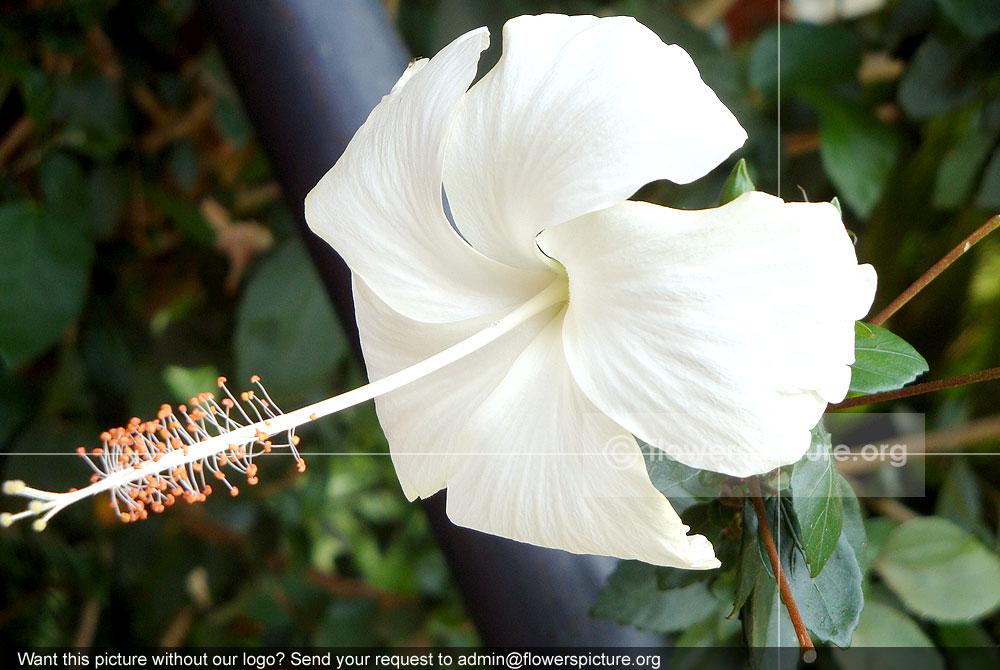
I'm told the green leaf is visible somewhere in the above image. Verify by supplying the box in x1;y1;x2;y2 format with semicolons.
744;571;798;670
234;241;347;403
975;145;1000;211
850;322;929;394
932;129;998;209
832;601;942;670
838;475;868;568
790;424;843;577
719;159;755;205
898;37;996;120
49;73;128;156
147;187;214;245
748;24;862;98
876;517;1000;622
39;152;89;230
936;0;1000;40
731;499;764;618
936;457;993;543
644;448;719;513
784;536;864;648
0;202;94;369
859;517;897;574
0;372;32;447
312;599;379;646
592;560;717;633
816;98;899;219
163;364;221;404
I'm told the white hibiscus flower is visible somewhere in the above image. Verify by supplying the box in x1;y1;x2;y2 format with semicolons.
303;14;877;568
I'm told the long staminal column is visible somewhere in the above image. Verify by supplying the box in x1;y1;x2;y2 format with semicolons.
1;279;568;531
2;377;300;530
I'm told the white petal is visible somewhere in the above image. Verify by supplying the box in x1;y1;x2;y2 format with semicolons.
537;193;877;477
353;276;562;500
305;27;548;323
442;14;747;271
446;312;719;569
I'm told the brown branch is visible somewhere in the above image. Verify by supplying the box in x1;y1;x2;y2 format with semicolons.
304;568;415;609
0;115;34;167
837;414;1000;474
828;366;1000;411
866;499;919;524
870;214;1000;326
72;598;101;647
747;478;816;663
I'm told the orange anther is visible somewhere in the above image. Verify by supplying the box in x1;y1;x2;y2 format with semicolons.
296;460;306;473
213;470;225;480
309;413;317;421
229;486;239;497
291;435;301;446
217;376;227;387
100;432;112;442
250;375;260;383
247;476;259;485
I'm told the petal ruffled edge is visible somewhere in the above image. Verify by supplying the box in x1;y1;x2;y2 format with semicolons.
305;26;548;324
443;14;748;270
539;193;876;477
446;311;719;569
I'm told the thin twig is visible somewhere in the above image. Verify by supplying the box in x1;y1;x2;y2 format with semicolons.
866;498;918;524
72;598;101;647
828;366;1000;411
0;115;34;167
747;478;816;663
870;214;1000;326
837;414;1000;474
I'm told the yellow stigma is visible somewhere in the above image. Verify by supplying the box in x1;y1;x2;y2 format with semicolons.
32;519;47;532
0;513;13;527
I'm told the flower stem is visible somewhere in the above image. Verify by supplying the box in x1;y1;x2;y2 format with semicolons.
870;214;1000;327
827;365;1000;411
747;477;816;664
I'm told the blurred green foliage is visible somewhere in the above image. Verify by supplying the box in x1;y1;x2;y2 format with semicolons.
0;0;473;648
2;0;1000;659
